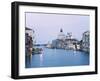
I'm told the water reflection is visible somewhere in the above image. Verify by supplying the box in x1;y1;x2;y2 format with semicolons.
25;54;32;68
25;46;89;68
40;54;43;66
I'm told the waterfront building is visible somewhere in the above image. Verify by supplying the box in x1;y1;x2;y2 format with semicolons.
25;27;35;43
64;39;80;50
81;31;90;52
51;40;57;48
51;29;80;50
56;39;65;49
76;44;80;50
51;39;64;49
25;27;35;56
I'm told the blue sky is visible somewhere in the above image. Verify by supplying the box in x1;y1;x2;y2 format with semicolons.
25;12;89;44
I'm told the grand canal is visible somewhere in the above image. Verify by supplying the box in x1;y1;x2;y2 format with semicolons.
25;46;89;68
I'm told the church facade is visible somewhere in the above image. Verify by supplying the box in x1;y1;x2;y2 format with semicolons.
51;28;80;50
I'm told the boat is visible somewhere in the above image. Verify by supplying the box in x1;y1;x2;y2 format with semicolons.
32;48;43;54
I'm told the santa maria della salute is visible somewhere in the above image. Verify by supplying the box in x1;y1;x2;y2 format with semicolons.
46;28;89;53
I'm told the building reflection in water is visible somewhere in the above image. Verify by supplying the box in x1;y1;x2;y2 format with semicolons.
25;54;32;68
40;52;43;66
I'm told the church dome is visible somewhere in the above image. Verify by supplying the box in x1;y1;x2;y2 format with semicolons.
57;28;65;40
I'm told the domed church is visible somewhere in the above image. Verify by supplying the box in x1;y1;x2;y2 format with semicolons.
57;28;66;40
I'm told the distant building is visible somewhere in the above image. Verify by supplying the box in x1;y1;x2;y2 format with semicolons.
46;41;52;48
81;31;90;52
51;39;65;49
64;39;80;50
51;28;80;50
25;27;35;44
25;27;35;56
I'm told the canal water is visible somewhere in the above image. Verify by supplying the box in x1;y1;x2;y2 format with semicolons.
25;46;89;68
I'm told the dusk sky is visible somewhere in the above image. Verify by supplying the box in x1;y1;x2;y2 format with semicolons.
25;12;89;44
